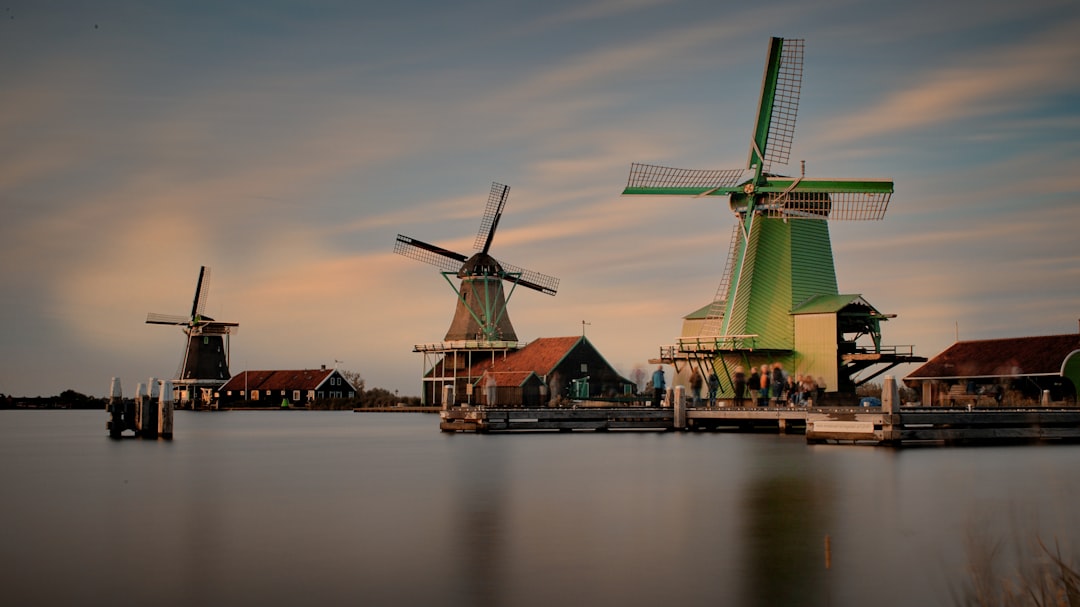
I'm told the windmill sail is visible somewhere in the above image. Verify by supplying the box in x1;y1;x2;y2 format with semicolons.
750;37;803;172
394;182;559;343
474;182;510;255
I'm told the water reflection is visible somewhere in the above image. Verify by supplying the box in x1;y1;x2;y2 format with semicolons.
741;472;831;607
2;412;1080;607
453;437;507;607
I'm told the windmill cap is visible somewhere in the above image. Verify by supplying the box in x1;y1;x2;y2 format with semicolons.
459;253;503;278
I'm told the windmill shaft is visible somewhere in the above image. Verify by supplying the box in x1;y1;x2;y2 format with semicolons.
397;235;467;261
765;178;893;193
146;312;189;325
624;185;741;196
190;266;209;319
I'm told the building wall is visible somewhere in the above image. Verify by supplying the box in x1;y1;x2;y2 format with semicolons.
793;313;839;393
550;342;633;399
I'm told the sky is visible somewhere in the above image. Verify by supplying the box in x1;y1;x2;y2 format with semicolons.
2;0;1079;398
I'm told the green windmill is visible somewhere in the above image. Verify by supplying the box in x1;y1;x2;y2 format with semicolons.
624;37;923;399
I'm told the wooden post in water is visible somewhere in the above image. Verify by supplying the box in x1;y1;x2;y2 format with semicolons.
107;377;123;439
158;380;174;440
881;375;901;445
673;386;686;429
441;385;454;411
882;375;899;414
145;378;160;438
134;383;146;437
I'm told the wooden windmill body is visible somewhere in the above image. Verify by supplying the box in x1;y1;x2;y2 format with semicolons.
146;266;238;407
395;183;559;405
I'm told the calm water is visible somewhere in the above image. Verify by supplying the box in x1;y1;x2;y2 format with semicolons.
2;410;1080;607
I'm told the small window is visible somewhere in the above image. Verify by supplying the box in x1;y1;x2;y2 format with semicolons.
292;390;300;402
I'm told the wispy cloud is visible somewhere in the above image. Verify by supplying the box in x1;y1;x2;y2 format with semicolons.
820;17;1080;144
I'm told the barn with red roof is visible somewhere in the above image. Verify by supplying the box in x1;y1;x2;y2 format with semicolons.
905;333;1080;405
217;366;358;407
422;335;635;406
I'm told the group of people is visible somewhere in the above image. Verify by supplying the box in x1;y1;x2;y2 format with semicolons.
742;363;823;407
649;362;825;408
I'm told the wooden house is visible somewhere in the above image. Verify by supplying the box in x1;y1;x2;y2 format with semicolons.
217;366;358;407
461;335;635;406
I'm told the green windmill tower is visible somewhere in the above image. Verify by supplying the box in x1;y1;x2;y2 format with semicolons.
624;38;923;399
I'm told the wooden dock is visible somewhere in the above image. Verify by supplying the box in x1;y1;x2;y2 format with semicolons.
439;379;1080;446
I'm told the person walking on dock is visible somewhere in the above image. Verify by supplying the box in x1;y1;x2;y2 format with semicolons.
759;364;770;406
651;366;666;407
748;366;760;408
771;363;786;406
732;367;746;408
689;369;703;407
708;370;720;408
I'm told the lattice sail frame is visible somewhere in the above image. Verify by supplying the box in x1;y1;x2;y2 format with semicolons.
474;182;510;254
625;163;747;191
755;190;890;220
758;38;803;172
394;235;466;273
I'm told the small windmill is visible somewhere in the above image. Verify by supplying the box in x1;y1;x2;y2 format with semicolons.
146;266;238;384
394;182;559;342
624;37;892;351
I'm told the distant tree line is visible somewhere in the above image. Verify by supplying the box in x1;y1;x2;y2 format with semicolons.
307;387;422;410
0;390;105;410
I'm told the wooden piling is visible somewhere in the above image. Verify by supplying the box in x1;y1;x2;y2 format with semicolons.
144;379;160;438
673;386;686;429
107;377;123;439
882;375;899;414
134;383;147;436
158;380;174;440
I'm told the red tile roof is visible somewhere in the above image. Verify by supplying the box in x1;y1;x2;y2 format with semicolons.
220;369;352;392
470;336;582;377
477;371;538;388
907;334;1080;379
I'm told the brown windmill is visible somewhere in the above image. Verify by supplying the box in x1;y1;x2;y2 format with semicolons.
394;182;558;343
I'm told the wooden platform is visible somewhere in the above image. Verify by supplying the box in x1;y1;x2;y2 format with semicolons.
439;404;1080;446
